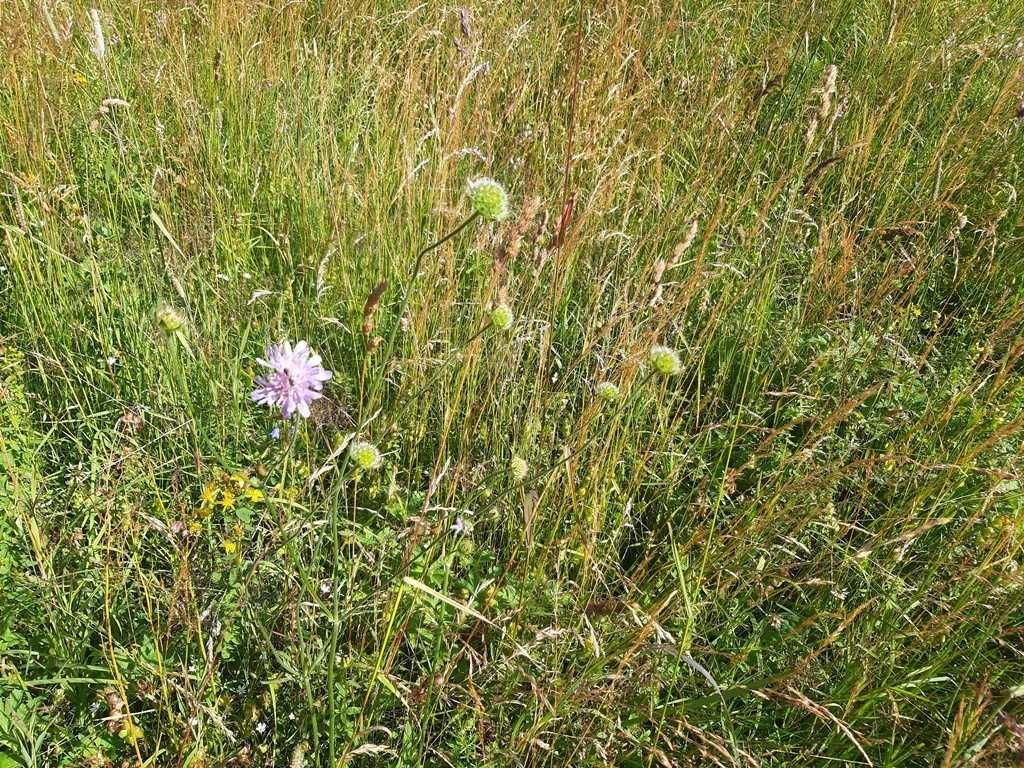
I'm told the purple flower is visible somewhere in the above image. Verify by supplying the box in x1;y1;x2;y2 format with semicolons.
251;340;332;419
450;516;469;535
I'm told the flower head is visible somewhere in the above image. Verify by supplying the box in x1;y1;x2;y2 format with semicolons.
510;455;528;483
467;177;510;221
648;345;682;377
251;340;332;419
595;381;620;403
490;303;514;331
349;440;382;471
156;305;185;334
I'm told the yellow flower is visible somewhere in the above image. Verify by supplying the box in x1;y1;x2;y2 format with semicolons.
200;483;219;505
72;72;88;86
222;539;237;554
220;489;236;510
244;488;265;503
229;473;248;489
188;521;201;534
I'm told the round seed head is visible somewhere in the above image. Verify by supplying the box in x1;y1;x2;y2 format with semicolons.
490;303;514;331
595;381;620;403
509;455;528;483
467;177;510;222
156;305;185;334
649;345;682;377
349;440;382;471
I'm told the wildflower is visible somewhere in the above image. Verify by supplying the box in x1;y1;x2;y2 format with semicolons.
490;303;514;331
244;488;265;503
188;521;201;534
200;483;219;506
156;305;185;334
222;539;237;555
451;516;470;535
467;177;510;221
229;472;248;488
510;455;528;483
648;345;682;377
350;440;383;471
595;381;620;403
255;721;268;735
319;579;332;596
251;340;333;419
220;488;236;510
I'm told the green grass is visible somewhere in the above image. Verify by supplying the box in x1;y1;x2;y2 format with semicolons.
2;0;1024;765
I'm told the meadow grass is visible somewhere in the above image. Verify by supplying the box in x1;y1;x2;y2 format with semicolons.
1;1;1024;766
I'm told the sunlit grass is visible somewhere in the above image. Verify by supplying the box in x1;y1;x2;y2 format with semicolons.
1;1;1023;766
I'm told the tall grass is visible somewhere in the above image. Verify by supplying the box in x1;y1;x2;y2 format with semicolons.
1;1;1023;766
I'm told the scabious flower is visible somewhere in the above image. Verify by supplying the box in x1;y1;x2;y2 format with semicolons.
510;455;528;483
467;177;510;221
349;440;382;471
649;345;682;377
490;303;514;331
595;381;620;403
251;340;332;419
156;305;185;334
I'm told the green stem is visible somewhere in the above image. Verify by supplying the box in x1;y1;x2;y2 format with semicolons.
327;210;479;766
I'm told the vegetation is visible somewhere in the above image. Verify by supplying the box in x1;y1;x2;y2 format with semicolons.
2;1;1023;765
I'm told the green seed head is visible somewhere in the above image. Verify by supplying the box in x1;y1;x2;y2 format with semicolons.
595;381;620;403
649;345;682;377
156;305;185;334
467;177;510;222
490;303;514;331
350;440;382;471
509;455;528;483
